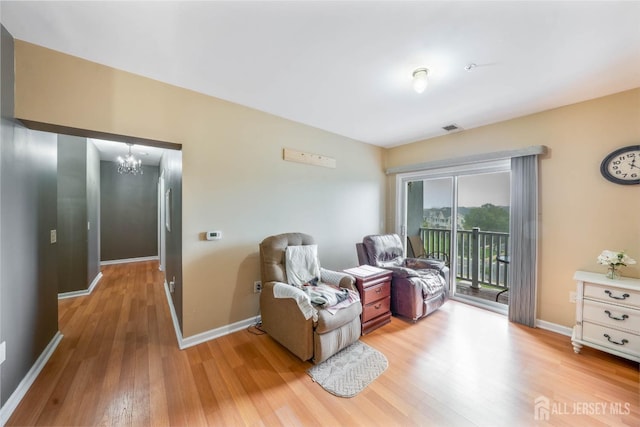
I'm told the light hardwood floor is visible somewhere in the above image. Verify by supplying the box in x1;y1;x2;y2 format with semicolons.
7;261;639;426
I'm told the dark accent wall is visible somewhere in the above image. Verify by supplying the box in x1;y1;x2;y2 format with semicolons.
57;136;88;293
56;136;101;293
160;150;183;331
100;162;159;261
1;25;59;407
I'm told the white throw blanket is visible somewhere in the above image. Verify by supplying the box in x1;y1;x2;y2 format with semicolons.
285;245;321;286
277;244;360;319
273;282;318;321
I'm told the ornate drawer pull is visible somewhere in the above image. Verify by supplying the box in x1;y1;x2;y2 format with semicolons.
374;303;382;309
603;334;629;346
604;310;629;321
375;288;382;293
604;290;630;300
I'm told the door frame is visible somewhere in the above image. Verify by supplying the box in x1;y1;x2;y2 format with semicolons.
395;159;510;312
158;169;166;272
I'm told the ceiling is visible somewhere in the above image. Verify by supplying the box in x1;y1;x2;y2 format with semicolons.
88;139;166;166
1;1;639;148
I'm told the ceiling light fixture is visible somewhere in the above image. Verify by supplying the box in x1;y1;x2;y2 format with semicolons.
117;143;143;175
412;68;429;93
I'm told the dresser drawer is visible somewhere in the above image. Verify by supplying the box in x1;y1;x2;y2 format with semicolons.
582;322;640;358
362;296;391;323
584;283;640;308
362;281;390;305
583;300;640;333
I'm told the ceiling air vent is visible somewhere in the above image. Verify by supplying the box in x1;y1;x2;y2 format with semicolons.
442;124;462;132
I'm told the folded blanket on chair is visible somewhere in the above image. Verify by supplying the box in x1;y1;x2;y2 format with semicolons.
297;277;349;308
419;269;446;297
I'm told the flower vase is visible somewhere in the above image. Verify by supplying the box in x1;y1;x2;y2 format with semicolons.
606;265;620;280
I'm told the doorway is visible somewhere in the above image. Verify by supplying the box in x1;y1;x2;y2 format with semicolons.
398;160;511;312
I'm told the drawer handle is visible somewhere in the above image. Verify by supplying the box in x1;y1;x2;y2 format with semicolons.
604;290;630;300
374;303;382;309
603;334;629;346
375;288;382;294
604;310;629;321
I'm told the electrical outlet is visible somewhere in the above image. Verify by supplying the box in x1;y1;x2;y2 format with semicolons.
169;277;176;293
253;281;262;293
0;341;5;365
50;229;57;244
569;291;576;303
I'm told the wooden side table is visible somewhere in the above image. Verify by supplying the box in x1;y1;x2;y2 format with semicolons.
345;265;393;335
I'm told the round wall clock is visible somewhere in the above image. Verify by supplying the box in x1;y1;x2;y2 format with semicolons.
600;145;640;185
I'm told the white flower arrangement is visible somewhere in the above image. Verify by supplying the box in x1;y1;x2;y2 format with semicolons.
597;250;637;267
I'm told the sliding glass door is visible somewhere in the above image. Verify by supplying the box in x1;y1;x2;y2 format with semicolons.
406;177;453;262
397;160;511;311
455;171;511;307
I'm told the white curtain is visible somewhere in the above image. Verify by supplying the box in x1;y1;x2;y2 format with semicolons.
508;155;538;326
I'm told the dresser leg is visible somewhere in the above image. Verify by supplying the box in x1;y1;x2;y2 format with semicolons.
571;326;582;354
571;340;582;354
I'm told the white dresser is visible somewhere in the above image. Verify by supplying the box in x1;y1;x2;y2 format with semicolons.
572;271;640;362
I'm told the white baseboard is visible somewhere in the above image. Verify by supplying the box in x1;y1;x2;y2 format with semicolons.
163;279;184;348
100;256;159;266
87;272;103;294
58;272;103;300
535;319;573;337
162;280;260;350
0;332;63;425
181;316;262;349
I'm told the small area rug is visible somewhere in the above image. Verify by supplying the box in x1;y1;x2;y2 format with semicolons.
307;341;388;398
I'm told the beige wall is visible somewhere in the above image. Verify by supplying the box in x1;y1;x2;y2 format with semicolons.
14;41;386;337
385;88;640;327
13;39;640;333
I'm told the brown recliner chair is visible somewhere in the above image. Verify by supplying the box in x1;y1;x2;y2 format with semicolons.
357;234;448;321
259;232;362;364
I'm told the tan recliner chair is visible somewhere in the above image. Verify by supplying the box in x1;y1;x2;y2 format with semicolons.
259;232;362;364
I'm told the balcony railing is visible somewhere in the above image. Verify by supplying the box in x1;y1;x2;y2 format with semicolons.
419;227;509;290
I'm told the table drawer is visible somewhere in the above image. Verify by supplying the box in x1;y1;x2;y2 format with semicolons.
362;281;390;305
584;283;640;308
583;300;640;333
362;296;391;323
582;322;640;358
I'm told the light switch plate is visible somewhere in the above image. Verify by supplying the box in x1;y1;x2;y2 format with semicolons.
50;229;57;244
0;341;6;365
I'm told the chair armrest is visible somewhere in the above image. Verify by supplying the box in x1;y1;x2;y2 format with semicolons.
320;268;357;292
405;258;445;271
405;258;449;283
391;276;427;320
384;265;421;278
269;281;317;321
260;281;314;361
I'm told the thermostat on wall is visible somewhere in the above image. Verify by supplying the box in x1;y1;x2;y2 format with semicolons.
206;230;223;241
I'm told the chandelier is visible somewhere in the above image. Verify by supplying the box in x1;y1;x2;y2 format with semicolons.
117;143;143;175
